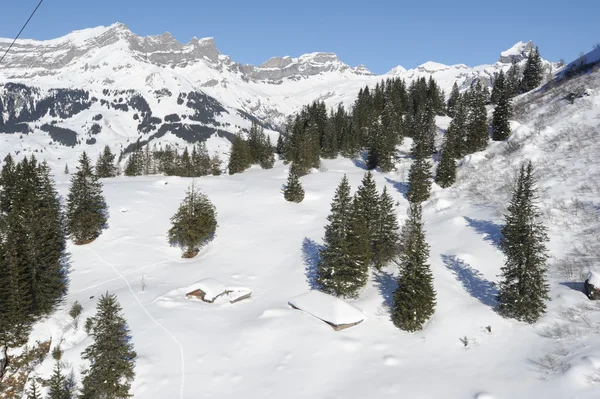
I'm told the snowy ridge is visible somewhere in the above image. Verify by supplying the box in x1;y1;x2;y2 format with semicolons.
0;25;558;170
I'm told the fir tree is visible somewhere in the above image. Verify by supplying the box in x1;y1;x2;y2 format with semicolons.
124;151;143;176
496;162;549;323
64;164;69;174
465;82;489;154
228;133;251;175
168;182;217;258
283;167;305;203
491;72;513;141
406;156;432;203
317;175;366;298
352;171;380;255
66;152;108;245
446;96;468;158
26;379;43;399
506;60;521;97
446;82;461;117
47;359;68;399
179;148;193;177
392;203;436;331
372;187;400;270
345;194;371;286
95;145;118;178
435;138;457;188
80;293;136;399
276;134;285;156
520;46;544;93
210;154;222;176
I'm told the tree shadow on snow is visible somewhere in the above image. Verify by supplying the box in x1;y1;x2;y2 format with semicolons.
464;216;503;251
559;281;585;295
442;254;498;308
302;238;323;290
385;177;409;198
373;270;397;311
352;150;369;170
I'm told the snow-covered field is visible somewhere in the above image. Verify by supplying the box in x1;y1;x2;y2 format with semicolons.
7;49;600;399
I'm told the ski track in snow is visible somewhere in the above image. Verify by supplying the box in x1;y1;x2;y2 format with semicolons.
87;247;186;399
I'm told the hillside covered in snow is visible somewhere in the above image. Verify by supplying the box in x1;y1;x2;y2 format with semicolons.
0;23;560;167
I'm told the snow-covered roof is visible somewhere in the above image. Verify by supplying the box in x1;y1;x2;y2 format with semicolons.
289;290;365;327
588;271;600;287
186;278;227;302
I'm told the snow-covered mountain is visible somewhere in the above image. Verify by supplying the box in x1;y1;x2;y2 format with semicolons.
0;23;558;164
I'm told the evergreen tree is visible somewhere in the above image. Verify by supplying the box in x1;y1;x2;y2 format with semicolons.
506;60;521;97
228;133;251;175
178;148;193;177
47;359;68;399
446;82;461;117
435;138;457;188
283;166;305;203
490;71;503;105
345;194;371;285
496;162;549;323
465;82;489;154
276;134;285;156
491;72;513;141
372;187;400;270
80;293;136;399
317;175;366;298
446;96;468;158
406;156;432;203
392;203;436;331
66;152;108;244
64;164;69;174
168;182;217;258
29;161;68;316
209;154;222;176
351;171;379;255
124;151;143;176
95;145;118;178
26;379;43;399
520;46;544;93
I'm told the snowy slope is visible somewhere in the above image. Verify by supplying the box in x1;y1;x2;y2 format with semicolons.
19;66;600;398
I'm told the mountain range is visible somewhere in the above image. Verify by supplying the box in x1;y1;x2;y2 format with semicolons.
0;23;559;162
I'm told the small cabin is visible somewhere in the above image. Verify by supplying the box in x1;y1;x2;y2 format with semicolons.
288;290;365;331
584;271;600;300
185;279;252;304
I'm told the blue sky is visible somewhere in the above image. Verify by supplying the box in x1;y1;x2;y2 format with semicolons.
1;0;598;74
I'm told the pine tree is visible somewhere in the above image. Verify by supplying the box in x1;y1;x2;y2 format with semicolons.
64;164;69;174
435;138;457;188
95;145;118;178
228;133;251;175
210;154;222;176
47;359;68;399
178;147;193;177
446;82;460;117
124;150;143;176
283;167;305;203
352;171;380;255
372;187;400;270
506;60;521;97
465;82;489;154
491;72;513;141
496;162;549;323
168;182;217;258
26;379;43;399
80;293;136;399
66;152;108;245
276;134;285;156
317;175;366;298
446;96;468;158
392;203;436;331
406;156;432;203
520;46;544;93
29;161;68;316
